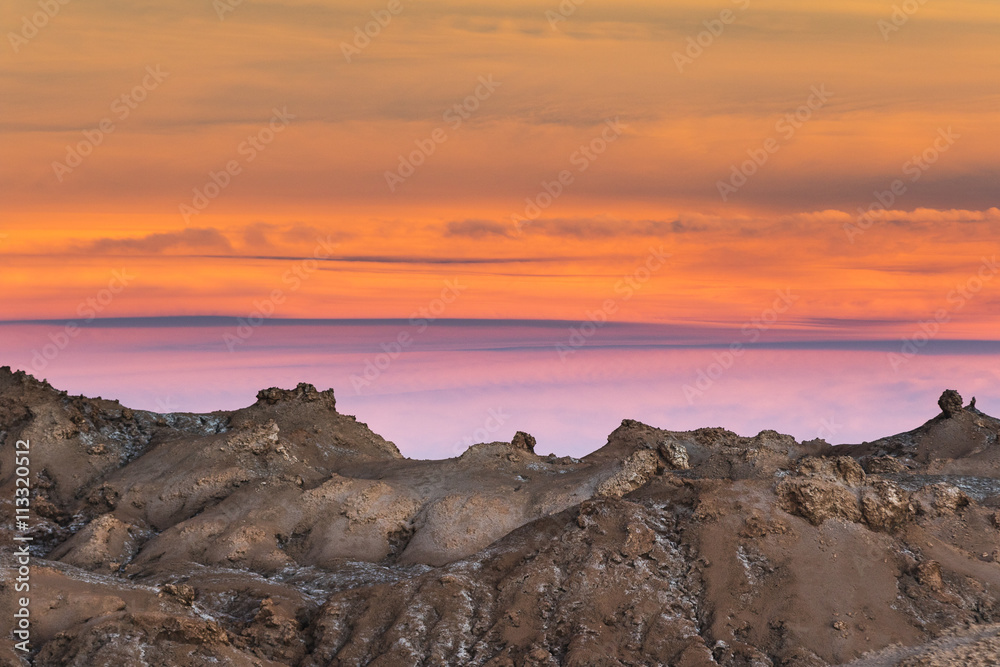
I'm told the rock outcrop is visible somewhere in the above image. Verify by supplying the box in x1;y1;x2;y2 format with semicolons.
3;369;1000;666
938;389;964;417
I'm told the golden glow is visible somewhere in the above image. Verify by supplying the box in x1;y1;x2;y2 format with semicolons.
2;0;999;338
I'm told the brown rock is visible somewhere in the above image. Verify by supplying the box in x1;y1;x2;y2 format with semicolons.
594;449;660;499
511;431;536;453
49;514;137;572
621;521;656;558
866;455;906;474
776;477;861;525
159;583;196;606
938;389;964;417
860;479;912;531
658;437;691;470
797;456;866;486
239;597;304;663
916;560;944;592
256;382;336;409
740;513;790;538
225;420;279;454
914;483;971;517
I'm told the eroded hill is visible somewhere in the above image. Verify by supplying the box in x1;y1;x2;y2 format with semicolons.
2;368;1000;666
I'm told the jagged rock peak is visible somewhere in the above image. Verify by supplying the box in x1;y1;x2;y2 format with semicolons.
938;389;964;418
0;365;55;390
255;382;336;409
511;431;536;453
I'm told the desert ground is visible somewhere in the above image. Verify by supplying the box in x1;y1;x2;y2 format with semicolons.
3;367;1000;666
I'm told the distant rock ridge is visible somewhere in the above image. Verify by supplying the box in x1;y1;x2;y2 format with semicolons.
0;364;56;392
833;389;1000;467
256;382;336;410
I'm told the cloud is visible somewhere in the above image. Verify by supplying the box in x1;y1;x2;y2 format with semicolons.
82;228;233;254
241;222;347;248
242;222;273;248
825;207;1000;224
212;254;562;265
445;217;712;240
797;316;913;329
444;208;1000;244
528;218;676;239
73;223;353;257
445;219;514;239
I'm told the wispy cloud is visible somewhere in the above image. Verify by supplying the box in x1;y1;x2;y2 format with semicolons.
445;219;514;239
445;216;712;240
81;228;232;254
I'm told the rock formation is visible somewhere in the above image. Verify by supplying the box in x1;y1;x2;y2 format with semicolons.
938;389;964;418
2;368;1000;665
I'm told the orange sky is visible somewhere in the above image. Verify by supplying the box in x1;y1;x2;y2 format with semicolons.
2;0;999;338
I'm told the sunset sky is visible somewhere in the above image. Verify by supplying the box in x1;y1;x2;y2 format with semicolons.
2;0;998;456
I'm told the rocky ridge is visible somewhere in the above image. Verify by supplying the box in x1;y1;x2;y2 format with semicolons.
2;369;1000;666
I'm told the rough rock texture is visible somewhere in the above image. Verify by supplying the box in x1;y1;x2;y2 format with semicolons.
938;389;964;418
594;449;660;499
510;431;536;453
47;512;138;572
777;476;863;525
3;368;1000;666
859;479;912;532
658;435;691;470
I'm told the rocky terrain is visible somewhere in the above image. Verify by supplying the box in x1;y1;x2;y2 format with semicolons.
2;368;1000;666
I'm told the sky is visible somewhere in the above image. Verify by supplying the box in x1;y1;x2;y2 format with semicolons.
1;0;998;457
